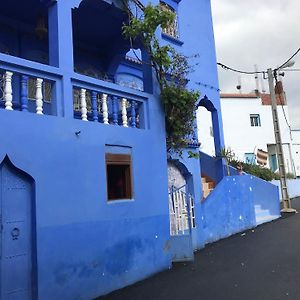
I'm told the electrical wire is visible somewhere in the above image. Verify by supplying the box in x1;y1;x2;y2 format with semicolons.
274;75;292;136
217;63;265;75
218;47;300;76
283;69;300;72
276;47;300;71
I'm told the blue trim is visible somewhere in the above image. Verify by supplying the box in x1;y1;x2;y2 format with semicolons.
161;33;184;46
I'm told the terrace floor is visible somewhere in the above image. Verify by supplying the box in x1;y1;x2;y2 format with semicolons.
99;198;300;300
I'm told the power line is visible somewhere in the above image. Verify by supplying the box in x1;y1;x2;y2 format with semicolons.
276;47;300;71
217;62;264;75
284;69;300;72
217;46;300;75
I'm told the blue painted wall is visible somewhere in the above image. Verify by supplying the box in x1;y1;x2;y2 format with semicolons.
158;0;226;250
0;99;171;299
201;175;280;245
0;0;228;298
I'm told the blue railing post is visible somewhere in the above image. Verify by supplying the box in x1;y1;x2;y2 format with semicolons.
112;96;118;125
91;91;98;122
20;75;29;112
130;100;136;128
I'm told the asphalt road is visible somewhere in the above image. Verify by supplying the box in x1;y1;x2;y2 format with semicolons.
99;198;300;300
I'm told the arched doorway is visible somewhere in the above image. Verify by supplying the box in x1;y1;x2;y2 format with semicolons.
0;157;36;300
197;95;225;183
167;160;195;262
167;160;187;191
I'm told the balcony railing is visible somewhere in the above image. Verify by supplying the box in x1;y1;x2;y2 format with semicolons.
0;60;59;116
72;75;147;129
0;54;148;130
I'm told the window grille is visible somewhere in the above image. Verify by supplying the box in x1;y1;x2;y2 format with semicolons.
250;114;261;127
160;2;179;39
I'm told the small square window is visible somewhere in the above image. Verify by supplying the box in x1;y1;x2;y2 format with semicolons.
106;153;133;201
250;114;261;127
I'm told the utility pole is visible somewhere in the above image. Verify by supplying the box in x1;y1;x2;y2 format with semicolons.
267;68;295;213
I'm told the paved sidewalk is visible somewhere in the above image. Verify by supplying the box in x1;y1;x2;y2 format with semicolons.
99;198;300;300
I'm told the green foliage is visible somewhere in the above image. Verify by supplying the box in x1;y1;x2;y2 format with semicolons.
216;147;235;176
286;172;296;179
230;159;279;182
123;3;200;152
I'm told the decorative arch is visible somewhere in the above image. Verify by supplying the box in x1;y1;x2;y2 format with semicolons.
0;155;35;181
0;155;37;299
168;158;192;191
197;95;217;112
72;0;132;79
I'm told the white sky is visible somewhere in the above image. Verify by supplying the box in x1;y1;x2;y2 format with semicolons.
211;0;300;128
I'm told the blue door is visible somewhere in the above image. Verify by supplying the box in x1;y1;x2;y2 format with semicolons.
0;161;33;300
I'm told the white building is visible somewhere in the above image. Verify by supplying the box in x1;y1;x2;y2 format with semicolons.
291;130;300;177
197;91;297;175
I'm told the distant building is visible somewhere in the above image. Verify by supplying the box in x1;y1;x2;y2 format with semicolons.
291;130;300;177
197;87;296;175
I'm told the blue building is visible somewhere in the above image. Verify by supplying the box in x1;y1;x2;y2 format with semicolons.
0;0;280;299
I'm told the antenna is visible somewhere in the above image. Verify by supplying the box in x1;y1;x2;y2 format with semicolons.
260;73;266;93
236;75;242;93
254;64;260;95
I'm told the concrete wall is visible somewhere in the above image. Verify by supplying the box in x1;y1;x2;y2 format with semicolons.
272;179;300;199
292;130;300;177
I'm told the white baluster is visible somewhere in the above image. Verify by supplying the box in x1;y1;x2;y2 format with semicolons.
102;93;109;124
121;98;128;127
35;78;44;115
80;88;88;121
4;71;13;110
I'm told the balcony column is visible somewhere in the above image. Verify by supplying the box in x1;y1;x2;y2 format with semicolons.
141;49;153;94
48;0;74;118
212;110;226;181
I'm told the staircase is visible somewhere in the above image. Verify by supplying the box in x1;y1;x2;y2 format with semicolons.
201;175;215;199
254;204;280;226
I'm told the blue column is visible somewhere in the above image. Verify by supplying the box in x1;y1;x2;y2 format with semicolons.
48;1;74;118
212;110;226;181
48;1;74;70
130;100;136;128
91;91;98;122
141;49;153;94
20;75;29;112
112;96;119;125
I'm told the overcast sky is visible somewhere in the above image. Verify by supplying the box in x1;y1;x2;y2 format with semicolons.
211;0;300;128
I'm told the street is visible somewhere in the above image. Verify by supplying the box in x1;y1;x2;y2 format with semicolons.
99;198;300;300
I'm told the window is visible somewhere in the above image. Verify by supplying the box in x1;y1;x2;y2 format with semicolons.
106;153;133;201
160;2;179;39
245;153;256;164
270;154;278;171
250;114;261;127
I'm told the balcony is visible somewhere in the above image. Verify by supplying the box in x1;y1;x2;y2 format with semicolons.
0;53;148;129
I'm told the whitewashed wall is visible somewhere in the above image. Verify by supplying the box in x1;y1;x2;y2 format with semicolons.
197;95;295;173
272;179;300;199
292;130;300;177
